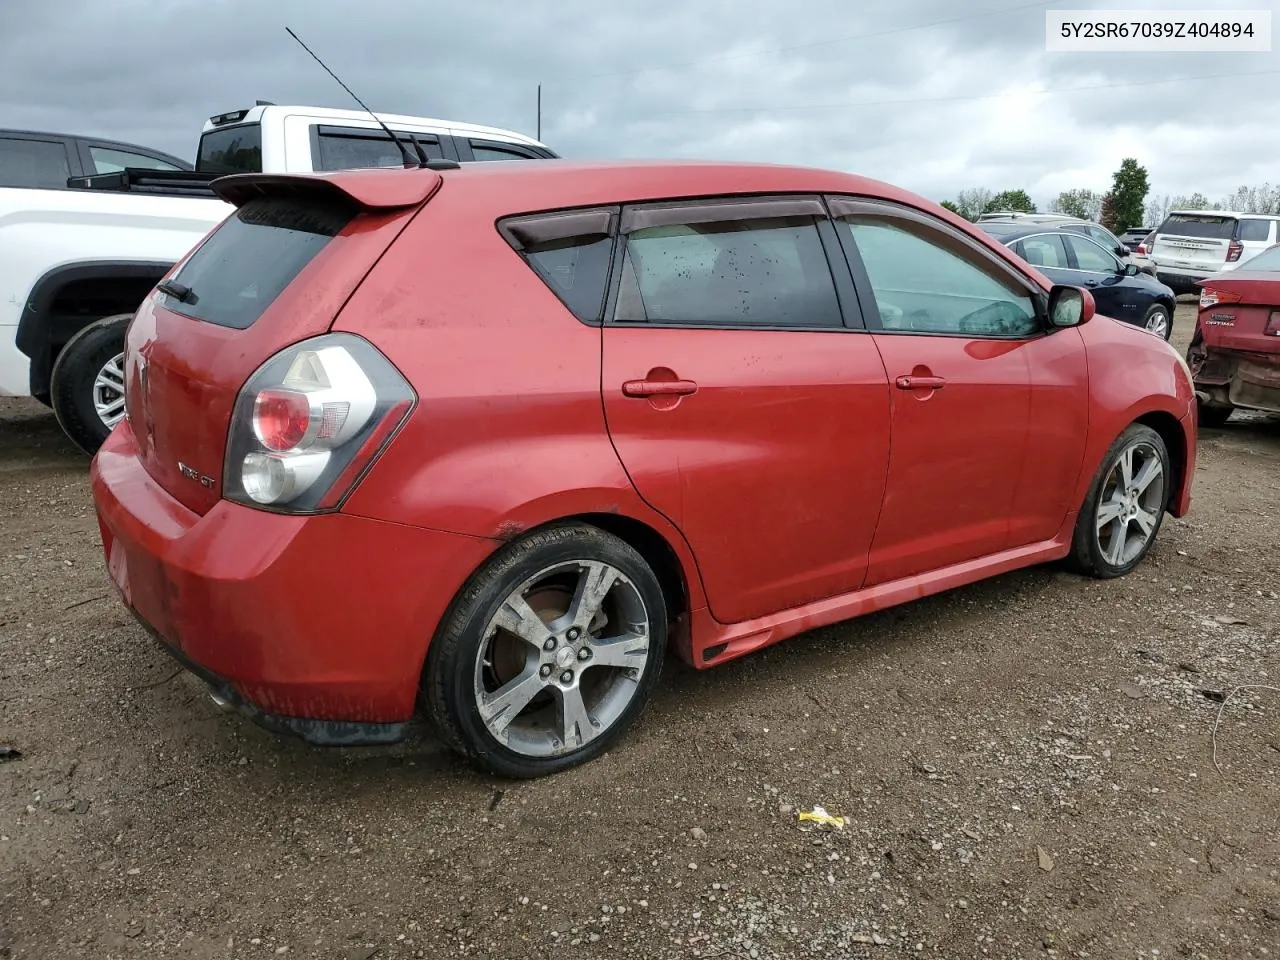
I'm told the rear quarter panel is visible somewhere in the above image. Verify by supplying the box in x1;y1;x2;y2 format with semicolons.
331;186;709;612
1076;315;1197;516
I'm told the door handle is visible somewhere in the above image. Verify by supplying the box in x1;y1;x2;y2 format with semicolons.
895;375;946;391
622;378;698;398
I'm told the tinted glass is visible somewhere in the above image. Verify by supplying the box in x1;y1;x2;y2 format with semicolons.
316;130;442;171
0;136;71;188
90;146;183;174
1160;213;1236;239
524;235;615;322
472;144;534;161
196;124;263;174
162;196;356;329
1241;244;1280;271
1238;219;1272;242
617;214;841;328
839;216;1037;337
1064;234;1119;272
1018;233;1069;269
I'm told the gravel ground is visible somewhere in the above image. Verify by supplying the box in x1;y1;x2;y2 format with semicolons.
2;303;1278;960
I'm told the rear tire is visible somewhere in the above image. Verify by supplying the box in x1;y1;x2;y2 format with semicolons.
1067;424;1171;579
49;314;132;456
424;523;667;779
1142;303;1172;340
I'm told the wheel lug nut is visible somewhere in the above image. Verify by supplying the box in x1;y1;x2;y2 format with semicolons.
543;638;557;651
578;647;591;661
567;628;580;641
540;665;552;678
560;670;574;684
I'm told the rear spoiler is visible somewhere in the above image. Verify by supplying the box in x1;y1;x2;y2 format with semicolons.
211;169;444;210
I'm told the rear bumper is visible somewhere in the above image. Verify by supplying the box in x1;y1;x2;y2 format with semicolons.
1155;267;1216;291
1193;348;1280;414
89;422;497;740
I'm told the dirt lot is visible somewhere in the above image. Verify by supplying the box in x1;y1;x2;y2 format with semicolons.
2;302;1278;960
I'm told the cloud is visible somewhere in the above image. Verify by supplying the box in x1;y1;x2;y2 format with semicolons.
1;0;1276;207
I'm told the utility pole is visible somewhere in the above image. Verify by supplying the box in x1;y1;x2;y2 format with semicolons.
536;83;542;141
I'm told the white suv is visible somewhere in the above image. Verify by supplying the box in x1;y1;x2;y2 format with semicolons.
1148;210;1280;293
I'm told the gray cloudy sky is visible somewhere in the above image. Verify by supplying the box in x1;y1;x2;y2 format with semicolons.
1;0;1276;209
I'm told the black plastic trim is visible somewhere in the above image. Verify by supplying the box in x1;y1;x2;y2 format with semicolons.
16;260;174;396
134;615;409;747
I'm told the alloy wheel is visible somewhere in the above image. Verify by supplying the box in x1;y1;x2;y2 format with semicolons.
1094;440;1166;567
473;559;651;757
93;352;127;429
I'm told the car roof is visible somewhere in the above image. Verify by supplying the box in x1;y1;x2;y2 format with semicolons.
1166;209;1280;220
236;159;947;214
976;223;1096;244
203;105;551;149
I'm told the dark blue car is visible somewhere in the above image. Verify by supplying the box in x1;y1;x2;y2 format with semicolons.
976;224;1177;340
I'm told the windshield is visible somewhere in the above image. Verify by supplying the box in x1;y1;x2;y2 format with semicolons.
196;123;263;174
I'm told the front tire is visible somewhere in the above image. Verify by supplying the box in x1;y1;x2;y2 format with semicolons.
49;314;132;456
1067;424;1171;579
424;523;667;779
1142;303;1172;340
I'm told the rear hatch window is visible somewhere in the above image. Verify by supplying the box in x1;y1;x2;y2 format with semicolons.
196;123;263;174
1159;214;1237;239
159;195;357;329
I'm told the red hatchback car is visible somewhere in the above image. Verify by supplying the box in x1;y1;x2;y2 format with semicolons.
90;160;1197;777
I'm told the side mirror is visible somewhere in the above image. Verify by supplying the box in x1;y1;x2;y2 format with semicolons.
1048;284;1096;328
1118;244;1131;257
1124;262;1140;276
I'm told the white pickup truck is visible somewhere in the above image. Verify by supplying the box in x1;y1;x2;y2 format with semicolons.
1;103;557;453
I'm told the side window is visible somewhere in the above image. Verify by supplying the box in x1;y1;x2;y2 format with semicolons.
836;212;1038;337
89;146;183;174
1086;225;1119;249
470;142;538;161
1063;234;1119;273
315;128;443;171
1017;233;1069;269
499;208;617;324
0;136;72;188
1237;219;1271;242
614;201;843;328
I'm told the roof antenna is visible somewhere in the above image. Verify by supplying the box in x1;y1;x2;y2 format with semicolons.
284;26;457;170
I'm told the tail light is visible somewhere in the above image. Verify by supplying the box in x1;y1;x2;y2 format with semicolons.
1138;231;1155;255
1226;239;1243;262
224;333;415;513
1199;286;1243;310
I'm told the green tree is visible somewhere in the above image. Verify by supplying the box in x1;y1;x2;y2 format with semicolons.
983;189;1036;214
1109;158;1150;232
939;199;964;217
1051;188;1102;221
1099;192;1119;232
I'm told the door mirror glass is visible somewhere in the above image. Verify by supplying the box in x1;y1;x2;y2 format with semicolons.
1048;285;1095;328
1124;262;1140;276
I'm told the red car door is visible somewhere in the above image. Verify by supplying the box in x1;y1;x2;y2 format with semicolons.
601;196;892;625
828;197;1076;586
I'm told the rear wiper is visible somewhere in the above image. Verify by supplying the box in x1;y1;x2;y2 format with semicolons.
157;279;197;304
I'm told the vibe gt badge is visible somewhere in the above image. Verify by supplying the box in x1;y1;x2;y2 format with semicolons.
178;461;215;488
